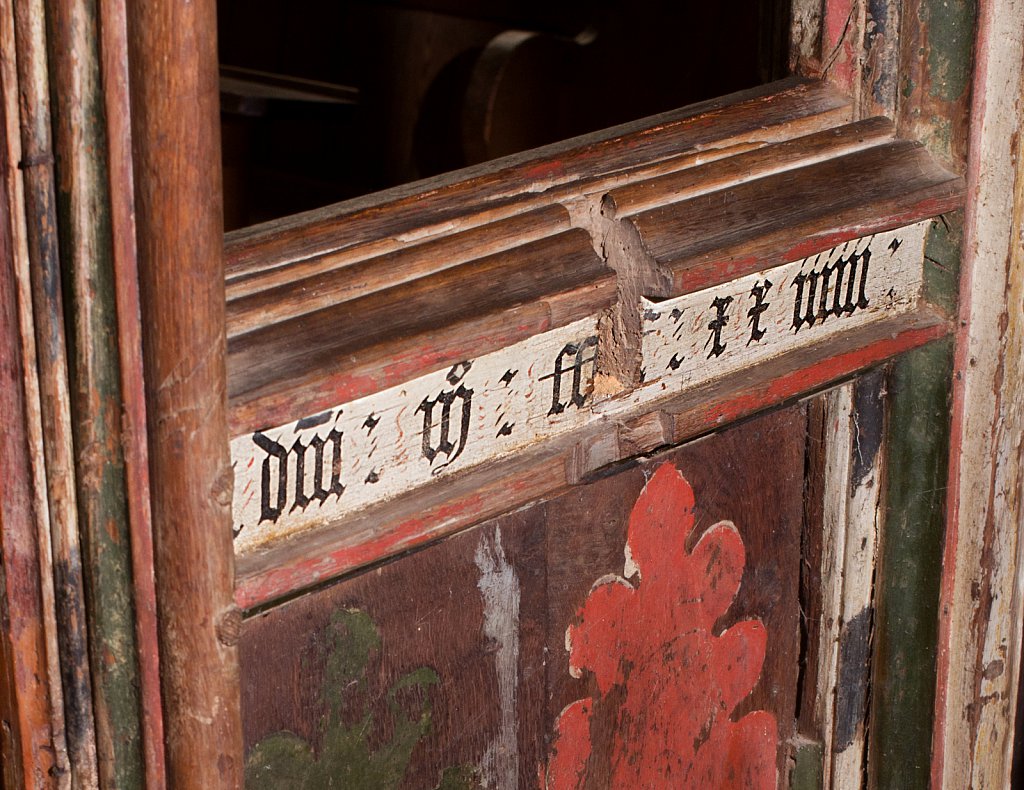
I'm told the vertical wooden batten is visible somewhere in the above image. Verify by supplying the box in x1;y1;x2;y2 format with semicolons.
45;0;147;784
932;0;1024;785
0;5;65;779
96;0;167;782
864;0;974;786
8;0;99;786
125;0;244;786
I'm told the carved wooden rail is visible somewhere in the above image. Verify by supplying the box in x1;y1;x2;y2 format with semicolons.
227;76;963;609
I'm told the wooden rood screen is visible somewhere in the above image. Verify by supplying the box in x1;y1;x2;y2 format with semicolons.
228;77;963;787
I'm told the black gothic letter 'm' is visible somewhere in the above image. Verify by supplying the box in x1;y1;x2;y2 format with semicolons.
290;428;345;513
540;336;598;416
792;247;872;332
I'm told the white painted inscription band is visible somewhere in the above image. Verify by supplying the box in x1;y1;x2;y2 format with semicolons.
231;220;930;550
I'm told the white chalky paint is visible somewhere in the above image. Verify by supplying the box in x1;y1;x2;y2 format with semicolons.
475;528;520;789
232;221;930;551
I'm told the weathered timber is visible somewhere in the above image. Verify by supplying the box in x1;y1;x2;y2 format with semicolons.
224;80;869;437
239;408;804;787
869;338;952;789
96;0;166;781
790;0;824;77
227;228;613;431
125;0;243;785
831;370;886;789
791;738;827;790
230;218;937;557
859;0;901;120
932;1;1024;786
10;0;97;785
0;45;63;786
811;384;855;780
797;378;886;790
796;377;885;790
235;306;948;609
851;0;977;784
821;0;863;102
797;395;828;745
224;77;853;279
227;204;574;333
895;0;976;174
231;318;602;550
601;115;895;217
612;140;963;298
45;0;145;784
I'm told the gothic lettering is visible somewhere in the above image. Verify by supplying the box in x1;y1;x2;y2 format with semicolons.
289;429;345;513
541;336;598;416
252;427;346;525
746;279;772;345
253;431;288;524
791;247;871;332
416;384;473;472
705;296;733;359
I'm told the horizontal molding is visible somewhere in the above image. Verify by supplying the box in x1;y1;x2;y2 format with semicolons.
225;78;964;607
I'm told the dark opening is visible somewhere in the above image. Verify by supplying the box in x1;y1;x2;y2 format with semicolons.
218;0;791;230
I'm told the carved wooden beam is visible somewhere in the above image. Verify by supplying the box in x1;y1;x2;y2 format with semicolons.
227;79;964;610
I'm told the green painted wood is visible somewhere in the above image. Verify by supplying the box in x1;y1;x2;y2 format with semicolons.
870;215;963;787
790;740;825;790
862;0;975;782
872;336;953;788
45;0;145;785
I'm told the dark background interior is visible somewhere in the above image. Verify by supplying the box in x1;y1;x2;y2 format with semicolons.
218;0;790;230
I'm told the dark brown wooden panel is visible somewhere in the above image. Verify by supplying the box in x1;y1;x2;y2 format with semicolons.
240;404;805;787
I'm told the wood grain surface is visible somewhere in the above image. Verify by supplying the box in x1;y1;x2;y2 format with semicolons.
126;0;243;785
240;406;805;788
235;305;948;610
620;141;963;298
223;77;851;278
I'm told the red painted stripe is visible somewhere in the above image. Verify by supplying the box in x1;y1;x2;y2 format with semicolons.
235;318;948;611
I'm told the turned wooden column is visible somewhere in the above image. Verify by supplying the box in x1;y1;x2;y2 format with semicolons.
125;0;243;786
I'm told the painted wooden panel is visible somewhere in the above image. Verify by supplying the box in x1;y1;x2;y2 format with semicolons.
637;222;926;392
232;221;928;554
240;404;804;788
232;317;600;550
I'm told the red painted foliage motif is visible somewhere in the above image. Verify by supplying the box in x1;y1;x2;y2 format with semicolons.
546;463;777;788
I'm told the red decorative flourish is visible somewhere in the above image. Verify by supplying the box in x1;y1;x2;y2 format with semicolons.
546;463;777;788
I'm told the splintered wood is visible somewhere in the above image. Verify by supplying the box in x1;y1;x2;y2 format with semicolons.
227;78;963;591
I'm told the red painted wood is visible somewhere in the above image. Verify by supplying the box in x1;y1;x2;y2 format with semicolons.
239;407;804;786
229;310;554;434
685;320;948;433
931;1;998;781
0;128;59;787
822;0;859;95
97;0;165;782
236;313;949;610
546;464;777;788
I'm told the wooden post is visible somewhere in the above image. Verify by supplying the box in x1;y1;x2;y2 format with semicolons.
45;0;149;784
932;0;1024;785
0;54;64;788
96;0;167;782
8;0;99;786
125;0;243;786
